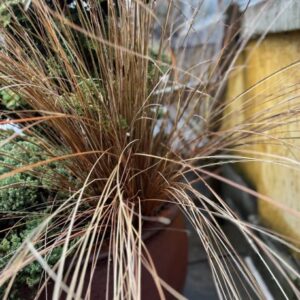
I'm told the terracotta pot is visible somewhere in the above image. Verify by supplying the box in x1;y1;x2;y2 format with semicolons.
34;205;188;299
138;205;188;300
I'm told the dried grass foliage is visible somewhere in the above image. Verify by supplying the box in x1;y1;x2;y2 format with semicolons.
0;0;299;299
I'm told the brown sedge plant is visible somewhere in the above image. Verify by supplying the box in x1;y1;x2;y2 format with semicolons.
0;0;299;299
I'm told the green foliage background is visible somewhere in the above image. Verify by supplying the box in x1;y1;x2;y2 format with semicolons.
0;131;71;298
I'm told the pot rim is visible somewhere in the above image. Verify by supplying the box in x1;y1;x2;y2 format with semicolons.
78;204;181;264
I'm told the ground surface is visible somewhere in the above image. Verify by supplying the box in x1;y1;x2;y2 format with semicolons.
181;165;300;299
183;221;251;300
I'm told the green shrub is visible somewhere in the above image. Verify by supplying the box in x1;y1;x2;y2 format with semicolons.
0;215;66;299
0;0;23;27
0;131;71;298
0;139;44;211
0;89;24;110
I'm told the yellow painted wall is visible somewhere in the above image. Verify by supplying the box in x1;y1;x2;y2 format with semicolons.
224;31;300;245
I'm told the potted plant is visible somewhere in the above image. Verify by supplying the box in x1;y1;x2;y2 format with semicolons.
0;1;300;299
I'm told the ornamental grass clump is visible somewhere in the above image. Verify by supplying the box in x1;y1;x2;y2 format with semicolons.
0;1;299;299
